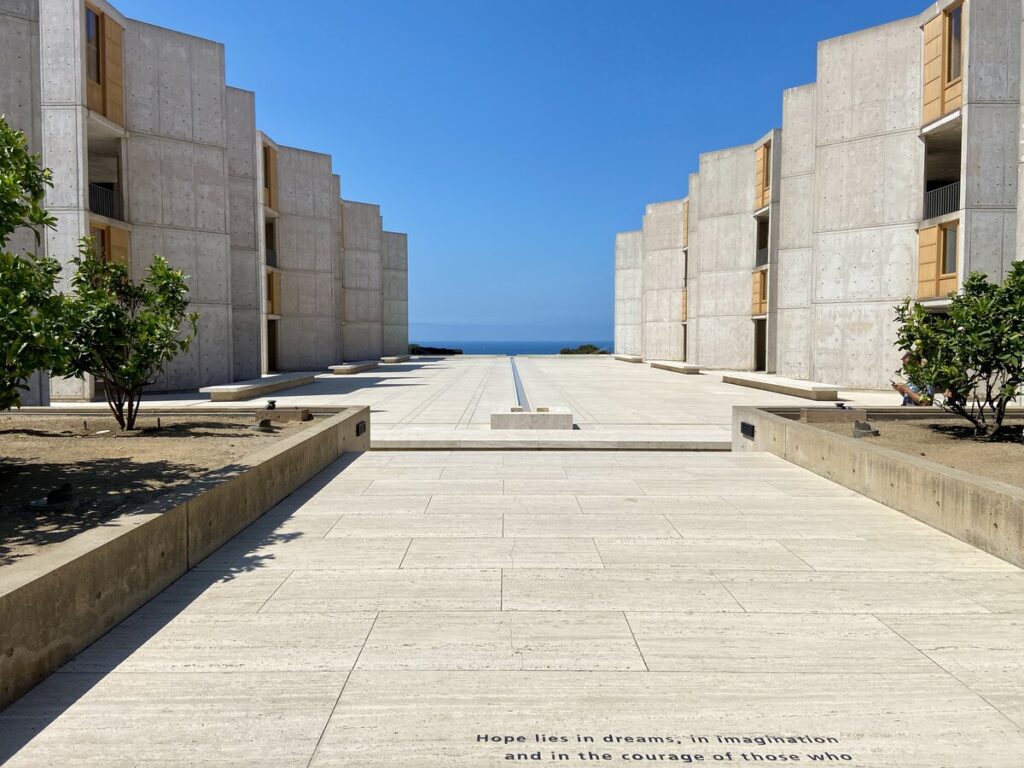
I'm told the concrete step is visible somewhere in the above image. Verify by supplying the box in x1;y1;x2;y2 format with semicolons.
380;355;411;363
370;427;731;451
614;354;644;364
721;372;839;401
199;372;317;402
650;360;701;375
329;361;380;375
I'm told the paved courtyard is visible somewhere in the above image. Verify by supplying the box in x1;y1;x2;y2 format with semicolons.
81;356;899;447
2;449;1022;766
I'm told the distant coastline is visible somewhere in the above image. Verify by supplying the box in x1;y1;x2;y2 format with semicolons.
412;340;613;355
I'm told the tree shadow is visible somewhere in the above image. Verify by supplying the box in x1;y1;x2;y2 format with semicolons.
0;526;302;761
0;456;206;566
926;421;1024;444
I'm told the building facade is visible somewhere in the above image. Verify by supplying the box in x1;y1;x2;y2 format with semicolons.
614;0;1021;389
0;0;409;401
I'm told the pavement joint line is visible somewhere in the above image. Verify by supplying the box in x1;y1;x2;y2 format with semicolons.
872;614;1024;732
710;570;749;613
621;612;650;672
397;538;414;569
305;611;380;768
255;569;295;614
775;539;819;571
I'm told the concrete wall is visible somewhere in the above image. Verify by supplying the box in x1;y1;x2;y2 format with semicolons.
225;87;261;380
613;230;643;356
777;86;817;381
641;199;686;361
381;230;408;357
691;145;757;369
275;145;341;370
808;17;922;389
341;200;383;362
123;20;234;390
962;0;1020;279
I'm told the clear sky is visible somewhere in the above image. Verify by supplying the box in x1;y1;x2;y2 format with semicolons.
114;0;927;343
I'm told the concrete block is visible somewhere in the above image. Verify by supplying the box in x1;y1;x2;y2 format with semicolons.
490;407;574;430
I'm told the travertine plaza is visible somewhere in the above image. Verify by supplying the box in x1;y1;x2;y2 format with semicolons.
1;2;1023;767
615;0;1022;388
0;0;409;403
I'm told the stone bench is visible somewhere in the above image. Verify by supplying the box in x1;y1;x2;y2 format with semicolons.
722;372;839;401
380;355;410;364
329;361;379;375
650;361;701;375
199;372;317;402
614;354;644;364
490;406;574;430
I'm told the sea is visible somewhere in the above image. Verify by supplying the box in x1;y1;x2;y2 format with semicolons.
412;340;613;356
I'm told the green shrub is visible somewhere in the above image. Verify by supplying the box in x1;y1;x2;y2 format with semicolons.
895;262;1024;438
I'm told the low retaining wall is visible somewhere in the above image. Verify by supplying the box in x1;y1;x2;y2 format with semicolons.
0;406;370;711
732;406;1024;568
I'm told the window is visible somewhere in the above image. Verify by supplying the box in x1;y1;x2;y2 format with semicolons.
941;223;958;275
947;5;962;82
90;225;106;261
263;146;272;191
762;142;772;189
85;8;101;83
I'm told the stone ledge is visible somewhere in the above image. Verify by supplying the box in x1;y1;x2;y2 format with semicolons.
380;355;410;363
614;354;644;364
0;406;371;712
723;372;838;401
490;407;574;430
732;406;1024;568
329;361;379;375
199;372;316;402
650;361;701;375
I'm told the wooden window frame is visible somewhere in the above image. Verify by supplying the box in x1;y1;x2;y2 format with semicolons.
944;3;964;88
85;4;103;85
939;221;958;278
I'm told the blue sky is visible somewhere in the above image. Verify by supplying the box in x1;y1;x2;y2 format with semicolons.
115;0;927;343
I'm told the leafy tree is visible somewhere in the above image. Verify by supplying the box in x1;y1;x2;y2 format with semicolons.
0;115;66;410
60;246;198;430
559;344;608;355
895;263;1024;438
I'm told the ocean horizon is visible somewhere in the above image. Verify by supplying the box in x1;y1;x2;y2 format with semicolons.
412;340;613;355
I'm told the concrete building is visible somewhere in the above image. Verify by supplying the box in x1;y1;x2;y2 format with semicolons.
381;230;409;358
615;0;1021;389
0;0;409;400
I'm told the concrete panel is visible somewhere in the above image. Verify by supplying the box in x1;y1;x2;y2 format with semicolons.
967;0;1021;103
126;136;162;225
342;200;384;361
38;0;82;106
230;248;259;309
0;7;40;145
963;209;1016;280
229;176;257;250
811;301;902;389
231;308;261;381
814;226;917;303
780;85;816;178
776;248;812;309
964;104;1018;209
614;229;644;358
776;308;812;380
193;233;229;304
196;303;232;386
194;143;227;232
382;231;409;357
189;37;226;146
225;87;256;179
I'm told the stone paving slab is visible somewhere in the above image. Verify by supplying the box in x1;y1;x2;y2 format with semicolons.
2;450;1023;767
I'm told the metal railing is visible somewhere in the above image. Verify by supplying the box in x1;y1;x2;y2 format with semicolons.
88;184;124;221
265;248;278;268
924;180;960;220
755;247;769;267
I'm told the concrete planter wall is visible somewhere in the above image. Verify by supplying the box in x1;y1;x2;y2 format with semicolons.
732;406;1023;569
0;406;370;711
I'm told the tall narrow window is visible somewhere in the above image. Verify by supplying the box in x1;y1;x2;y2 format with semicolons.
85;8;101;83
947;5;962;82
941;223;958;275
762;142;772;189
263;146;272;191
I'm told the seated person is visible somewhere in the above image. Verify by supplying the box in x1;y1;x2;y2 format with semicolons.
892;352;933;406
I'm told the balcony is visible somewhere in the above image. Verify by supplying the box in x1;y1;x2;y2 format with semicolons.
755;247;769;267
266;248;278;268
924;181;959;220
89;183;124;221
